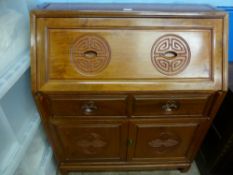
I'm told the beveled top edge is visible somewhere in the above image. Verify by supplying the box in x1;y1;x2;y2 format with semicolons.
32;3;227;18
40;3;216;12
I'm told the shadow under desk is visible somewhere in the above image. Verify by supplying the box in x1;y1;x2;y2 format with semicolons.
196;62;233;175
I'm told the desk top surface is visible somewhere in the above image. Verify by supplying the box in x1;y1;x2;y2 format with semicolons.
40;3;217;12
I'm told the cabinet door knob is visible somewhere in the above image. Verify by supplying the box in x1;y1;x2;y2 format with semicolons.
81;101;98;115
162;101;179;112
128;139;134;146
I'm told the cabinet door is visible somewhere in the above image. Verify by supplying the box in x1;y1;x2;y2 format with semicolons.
128;119;206;162
50;119;128;162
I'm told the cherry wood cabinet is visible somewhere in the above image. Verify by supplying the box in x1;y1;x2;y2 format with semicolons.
31;3;228;175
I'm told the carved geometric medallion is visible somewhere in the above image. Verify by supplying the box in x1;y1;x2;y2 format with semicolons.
148;132;181;154
75;132;107;155
151;34;191;76
71;34;111;76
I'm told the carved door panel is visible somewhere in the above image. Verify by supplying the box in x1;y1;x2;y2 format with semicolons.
127;119;204;162
51;119;128;162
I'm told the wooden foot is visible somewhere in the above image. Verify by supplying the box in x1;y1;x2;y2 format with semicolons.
179;165;191;173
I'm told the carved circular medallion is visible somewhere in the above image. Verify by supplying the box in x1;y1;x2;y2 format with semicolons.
71;35;111;76
151;34;191;76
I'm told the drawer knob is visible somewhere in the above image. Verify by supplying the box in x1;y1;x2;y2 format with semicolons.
81;101;98;115
162;101;179;112
84;50;97;59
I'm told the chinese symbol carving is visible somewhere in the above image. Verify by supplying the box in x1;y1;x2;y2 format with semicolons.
148;131;181;153
151;34;191;75
71;35;111;76
76;132;107;155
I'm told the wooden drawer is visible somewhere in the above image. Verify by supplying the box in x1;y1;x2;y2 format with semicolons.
132;93;214;117
31;4;228;173
46;94;128;116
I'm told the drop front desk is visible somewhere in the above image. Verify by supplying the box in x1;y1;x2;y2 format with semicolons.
31;3;228;174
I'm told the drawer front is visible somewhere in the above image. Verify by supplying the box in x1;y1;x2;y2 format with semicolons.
46;95;128;116
34;17;225;92
50;119;128;162
132;93;213;117
128;119;206;162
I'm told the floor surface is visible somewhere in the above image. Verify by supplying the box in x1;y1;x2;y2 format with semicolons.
69;162;200;175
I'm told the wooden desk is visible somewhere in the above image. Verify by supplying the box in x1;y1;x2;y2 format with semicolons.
30;3;228;174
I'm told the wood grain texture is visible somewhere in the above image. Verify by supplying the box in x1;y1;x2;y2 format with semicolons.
30;3;228;174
